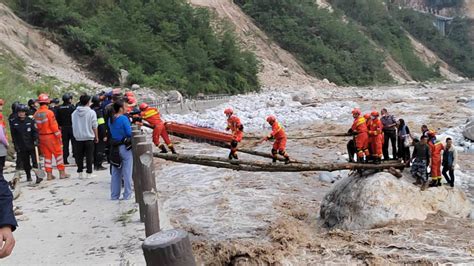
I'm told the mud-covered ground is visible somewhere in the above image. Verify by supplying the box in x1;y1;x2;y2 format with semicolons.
156;82;474;264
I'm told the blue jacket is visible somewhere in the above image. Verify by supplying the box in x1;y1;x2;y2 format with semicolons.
0;177;17;231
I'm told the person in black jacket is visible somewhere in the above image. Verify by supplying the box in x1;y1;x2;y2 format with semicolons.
8;102;21;171
91;96;107;171
56;93;76;165
0;176;16;259
26;99;37;118
11;105;41;183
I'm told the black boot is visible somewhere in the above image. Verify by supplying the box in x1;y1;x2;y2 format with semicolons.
228;151;233;160
429;180;438;187
375;158;381;164
272;157;277;163
284;156;290;164
233;153;238;160
437;179;442;187
159;144;168;154
169;145;177;154
26;171;32;182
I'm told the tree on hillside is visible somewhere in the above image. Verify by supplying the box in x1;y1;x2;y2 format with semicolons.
7;0;260;95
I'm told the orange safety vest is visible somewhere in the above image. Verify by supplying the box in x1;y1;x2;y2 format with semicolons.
351;116;368;133
34;105;61;137
227;115;242;133
141;107;163;126
268;122;286;140
367;118;383;136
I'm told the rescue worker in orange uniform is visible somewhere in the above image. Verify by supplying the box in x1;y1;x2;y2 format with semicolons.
224;108;244;160
262;115;290;164
364;113;373;158
34;94;70;180
139;103;176;154
348;108;370;163
427;130;444;187
367;111;383;164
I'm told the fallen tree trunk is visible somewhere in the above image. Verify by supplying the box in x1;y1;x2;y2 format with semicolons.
218;144;306;164
244;133;351;140
153;153;405;172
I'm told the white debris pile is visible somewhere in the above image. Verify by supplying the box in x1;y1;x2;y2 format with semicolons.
163;90;357;132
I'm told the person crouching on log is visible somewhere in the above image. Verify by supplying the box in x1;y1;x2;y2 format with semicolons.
224;108;243;160
261;115;290;164
138;103;176;154
348;108;369;163
367;111;383;164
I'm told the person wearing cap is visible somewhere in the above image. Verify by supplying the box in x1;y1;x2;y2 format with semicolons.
224;108;244;160
261;115;290;164
10;104;41;183
33;93;70;180
27;99;37;118
348;108;369;163
56;93;76;165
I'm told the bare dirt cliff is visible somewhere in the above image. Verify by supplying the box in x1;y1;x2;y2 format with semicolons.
188;0;325;87
0;3;100;86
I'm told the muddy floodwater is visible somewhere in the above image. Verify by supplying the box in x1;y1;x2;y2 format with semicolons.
154;83;474;264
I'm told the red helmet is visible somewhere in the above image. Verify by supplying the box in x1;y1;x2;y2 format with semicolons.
125;91;135;97
266;115;276;123
127;97;137;106
139;102;149;111
224;108;233;116
371;111;379;117
0;99;4;106
352;108;361;116
37;93;50;104
427;130;436;137
363;113;371;120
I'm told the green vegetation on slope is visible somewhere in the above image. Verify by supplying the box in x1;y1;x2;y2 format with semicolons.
236;0;392;86
6;0;259;95
331;0;440;81
392;7;474;78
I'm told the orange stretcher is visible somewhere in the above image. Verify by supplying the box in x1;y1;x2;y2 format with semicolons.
165;122;234;145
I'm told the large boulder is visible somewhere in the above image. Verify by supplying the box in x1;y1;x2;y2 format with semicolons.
320;172;472;230
167;90;183;103
463;116;474;141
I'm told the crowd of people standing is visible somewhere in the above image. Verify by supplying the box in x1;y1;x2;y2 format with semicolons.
0;89;176;201
348;108;458;190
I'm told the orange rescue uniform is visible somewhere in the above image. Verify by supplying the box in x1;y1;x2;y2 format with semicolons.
268;122;287;153
351;116;370;158
226;115;244;142
429;140;444;182
367;118;383;159
34;105;65;173
141;107;172;147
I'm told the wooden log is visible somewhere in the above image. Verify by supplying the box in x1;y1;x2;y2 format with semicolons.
137;142;160;237
142;229;195;266
243;133;351;140
133;134;147;222
153;153;406;172
210;142;306;164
